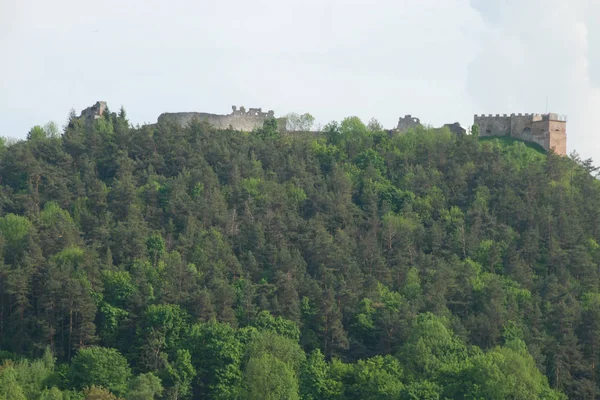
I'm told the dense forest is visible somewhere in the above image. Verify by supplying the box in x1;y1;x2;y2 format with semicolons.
0;106;599;399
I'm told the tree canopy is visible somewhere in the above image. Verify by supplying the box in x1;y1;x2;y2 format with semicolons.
1;106;598;398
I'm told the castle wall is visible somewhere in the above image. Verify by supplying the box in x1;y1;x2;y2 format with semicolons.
474;114;511;136
510;114;534;138
157;106;284;132
158;112;267;131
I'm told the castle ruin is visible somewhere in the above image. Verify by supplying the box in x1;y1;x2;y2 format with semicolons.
75;102;567;156
395;115;467;135
80;101;107;121
158;105;285;132
397;115;421;133
474;113;567;155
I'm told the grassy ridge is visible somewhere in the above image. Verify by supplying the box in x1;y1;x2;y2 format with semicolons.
478;135;546;154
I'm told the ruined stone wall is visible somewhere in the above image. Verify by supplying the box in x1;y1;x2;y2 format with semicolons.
158;105;284;132
397;115;421;133
80;101;107;121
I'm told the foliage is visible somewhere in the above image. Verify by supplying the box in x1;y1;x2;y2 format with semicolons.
69;347;131;396
126;373;163;400
285;113;315;132
0;107;595;398
242;354;300;399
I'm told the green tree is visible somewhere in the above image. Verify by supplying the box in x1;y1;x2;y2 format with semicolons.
242;354;299;400
0;362;27;400
40;387;71;400
69;347;131;396
299;349;342;400
28;125;47;141
186;321;243;400
161;350;195;400
137;304;188;371
257;118;280;139
246;330;305;374
83;386;120;400
400;380;442;400
285;113;315;132
126;373;163;400
252;310;300;341
0;213;32;262
346;355;404;400
444;340;566;400
398;313;470;380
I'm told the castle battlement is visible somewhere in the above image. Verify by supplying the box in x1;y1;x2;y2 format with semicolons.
475;113;511;119
474;112;566;155
231;105;275;118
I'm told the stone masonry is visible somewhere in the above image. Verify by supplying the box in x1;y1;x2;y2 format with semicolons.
76;102;566;156
474;113;567;155
396;115;422;133
158;105;285;132
80;101;107;121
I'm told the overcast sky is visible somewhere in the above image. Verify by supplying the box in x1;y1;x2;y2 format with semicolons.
1;0;599;160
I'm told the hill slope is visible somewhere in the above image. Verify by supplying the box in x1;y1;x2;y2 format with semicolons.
1;110;599;399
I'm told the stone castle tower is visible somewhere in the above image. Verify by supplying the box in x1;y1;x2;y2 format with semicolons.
474;113;567;155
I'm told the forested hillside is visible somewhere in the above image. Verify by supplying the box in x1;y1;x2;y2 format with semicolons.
1;108;599;399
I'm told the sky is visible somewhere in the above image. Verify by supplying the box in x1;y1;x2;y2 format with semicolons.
1;0;599;160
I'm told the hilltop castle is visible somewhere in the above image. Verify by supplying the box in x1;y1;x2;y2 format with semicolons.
77;102;567;155
474;113;567;155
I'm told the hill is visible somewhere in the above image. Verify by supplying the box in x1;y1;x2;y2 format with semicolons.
477;135;547;154
1;108;599;399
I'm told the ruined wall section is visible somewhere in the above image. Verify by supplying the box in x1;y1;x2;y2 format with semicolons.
80;101;107;121
397;115;421;133
158;105;284;132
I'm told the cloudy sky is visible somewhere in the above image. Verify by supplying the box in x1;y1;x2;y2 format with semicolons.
1;0;599;160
